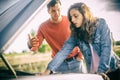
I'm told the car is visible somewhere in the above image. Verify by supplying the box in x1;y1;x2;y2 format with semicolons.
3;0;119;80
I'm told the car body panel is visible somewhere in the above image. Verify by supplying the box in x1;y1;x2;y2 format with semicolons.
15;73;103;80
0;0;45;53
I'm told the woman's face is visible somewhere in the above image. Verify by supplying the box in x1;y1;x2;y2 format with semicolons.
70;9;83;28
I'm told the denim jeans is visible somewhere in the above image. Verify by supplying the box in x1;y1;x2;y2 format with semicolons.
54;58;87;73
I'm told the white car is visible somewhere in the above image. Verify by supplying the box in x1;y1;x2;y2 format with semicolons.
2;0;119;80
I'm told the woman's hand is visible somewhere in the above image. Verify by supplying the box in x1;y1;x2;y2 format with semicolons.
35;69;51;76
99;73;109;80
42;69;51;75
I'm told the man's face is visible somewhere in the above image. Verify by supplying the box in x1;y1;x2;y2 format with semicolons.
48;3;61;21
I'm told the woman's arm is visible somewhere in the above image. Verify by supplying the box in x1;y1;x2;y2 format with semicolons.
47;36;77;72
97;18;112;73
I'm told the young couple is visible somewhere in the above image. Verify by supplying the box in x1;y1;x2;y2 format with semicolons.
28;0;120;80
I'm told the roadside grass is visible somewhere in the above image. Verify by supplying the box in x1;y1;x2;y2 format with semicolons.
113;46;120;57
0;52;51;73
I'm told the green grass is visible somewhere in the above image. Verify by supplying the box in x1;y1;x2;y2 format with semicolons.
0;53;50;73
13;61;48;73
115;51;120;57
114;45;120;57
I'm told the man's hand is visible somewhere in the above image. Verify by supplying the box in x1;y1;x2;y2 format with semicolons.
28;34;39;51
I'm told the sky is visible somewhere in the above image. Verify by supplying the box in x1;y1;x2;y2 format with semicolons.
5;0;120;53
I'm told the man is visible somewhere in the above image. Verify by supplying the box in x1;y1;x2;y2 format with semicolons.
28;0;86;74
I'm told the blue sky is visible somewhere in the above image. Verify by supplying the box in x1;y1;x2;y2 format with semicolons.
5;0;120;53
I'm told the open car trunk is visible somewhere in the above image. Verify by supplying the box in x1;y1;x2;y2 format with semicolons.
0;0;48;79
0;0;104;80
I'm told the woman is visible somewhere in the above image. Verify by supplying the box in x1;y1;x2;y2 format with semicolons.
44;2;120;80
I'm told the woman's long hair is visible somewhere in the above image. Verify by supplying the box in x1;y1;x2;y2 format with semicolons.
68;2;98;43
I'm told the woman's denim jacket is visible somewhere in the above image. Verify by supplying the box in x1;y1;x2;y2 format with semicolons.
47;18;120;73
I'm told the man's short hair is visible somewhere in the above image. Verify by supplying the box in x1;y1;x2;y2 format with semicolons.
47;0;61;9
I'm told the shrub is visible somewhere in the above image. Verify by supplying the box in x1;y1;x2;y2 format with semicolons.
38;44;51;53
115;51;120;57
115;41;120;45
